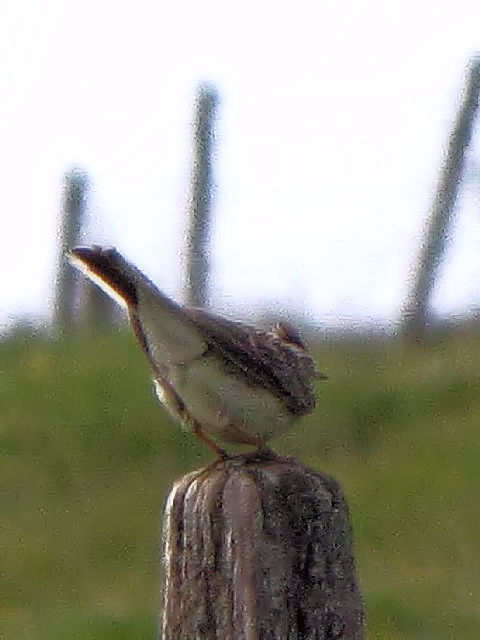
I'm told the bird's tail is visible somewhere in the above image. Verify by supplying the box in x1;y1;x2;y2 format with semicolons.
70;246;205;365
69;246;151;308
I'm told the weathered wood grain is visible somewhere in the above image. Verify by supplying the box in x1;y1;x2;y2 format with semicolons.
161;452;364;639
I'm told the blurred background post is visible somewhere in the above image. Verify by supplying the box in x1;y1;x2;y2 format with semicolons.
185;82;219;309
54;169;88;333
403;57;480;341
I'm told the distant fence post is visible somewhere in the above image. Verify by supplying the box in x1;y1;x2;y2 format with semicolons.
161;454;365;639
403;56;480;340
185;83;219;309
54;169;89;333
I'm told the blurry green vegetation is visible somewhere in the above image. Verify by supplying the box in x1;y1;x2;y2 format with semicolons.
1;327;479;639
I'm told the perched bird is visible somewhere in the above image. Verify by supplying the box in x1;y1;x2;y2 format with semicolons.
70;246;324;456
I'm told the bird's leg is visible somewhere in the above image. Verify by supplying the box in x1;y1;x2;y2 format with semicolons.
153;375;227;458
190;418;228;458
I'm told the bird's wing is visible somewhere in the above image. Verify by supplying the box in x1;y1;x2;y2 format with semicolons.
70;246;206;370
186;308;318;416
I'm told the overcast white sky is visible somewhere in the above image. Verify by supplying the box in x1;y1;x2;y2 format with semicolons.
2;0;480;331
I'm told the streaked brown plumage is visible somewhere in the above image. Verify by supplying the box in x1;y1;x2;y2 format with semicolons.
70;246;324;456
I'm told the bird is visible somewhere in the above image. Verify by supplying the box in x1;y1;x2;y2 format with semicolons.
70;246;324;457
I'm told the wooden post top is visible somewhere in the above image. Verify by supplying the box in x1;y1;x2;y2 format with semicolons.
162;451;364;639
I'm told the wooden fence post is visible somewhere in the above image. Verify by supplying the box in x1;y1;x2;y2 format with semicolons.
185;83;219;309
54;169;89;332
403;56;480;340
161;452;364;639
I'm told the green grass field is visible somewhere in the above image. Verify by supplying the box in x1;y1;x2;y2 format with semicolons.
1;326;479;639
